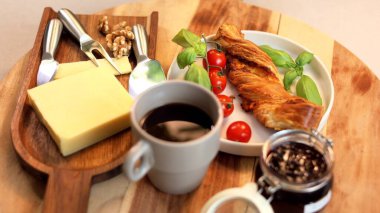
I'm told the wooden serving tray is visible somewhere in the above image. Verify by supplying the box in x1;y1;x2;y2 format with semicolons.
10;7;158;213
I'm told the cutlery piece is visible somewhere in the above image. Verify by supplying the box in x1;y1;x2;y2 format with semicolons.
128;24;166;97
37;19;63;86
57;8;122;74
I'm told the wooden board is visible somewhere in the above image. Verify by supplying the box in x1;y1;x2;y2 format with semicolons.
0;0;379;212
9;7;158;213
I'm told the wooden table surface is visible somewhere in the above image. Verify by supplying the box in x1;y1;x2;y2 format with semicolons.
0;0;379;212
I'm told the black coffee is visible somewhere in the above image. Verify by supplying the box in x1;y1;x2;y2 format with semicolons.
141;103;214;142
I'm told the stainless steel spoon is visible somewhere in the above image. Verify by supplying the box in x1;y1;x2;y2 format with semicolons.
128;24;166;97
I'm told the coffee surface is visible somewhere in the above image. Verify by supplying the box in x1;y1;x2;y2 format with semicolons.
141;103;213;142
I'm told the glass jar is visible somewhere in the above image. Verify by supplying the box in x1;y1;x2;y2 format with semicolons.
201;129;334;213
258;129;334;213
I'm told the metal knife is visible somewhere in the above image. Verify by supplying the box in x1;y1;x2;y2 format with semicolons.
36;19;63;86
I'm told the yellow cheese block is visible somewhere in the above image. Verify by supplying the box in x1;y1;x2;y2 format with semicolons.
28;69;134;156
53;56;132;80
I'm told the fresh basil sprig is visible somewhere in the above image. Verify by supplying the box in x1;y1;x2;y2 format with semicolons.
193;42;206;57
176;47;197;69
260;45;296;68
172;29;201;48
296;75;322;105
283;69;298;91
296;51;314;67
185;63;211;90
173;29;206;67
172;29;210;89
260;45;322;105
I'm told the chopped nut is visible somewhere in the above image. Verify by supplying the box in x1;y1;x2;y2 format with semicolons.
108;35;133;58
113;21;127;31
100;19;134;58
105;33;114;48
106;21;135;58
98;16;110;35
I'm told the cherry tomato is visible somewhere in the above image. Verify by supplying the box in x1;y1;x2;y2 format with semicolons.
209;68;227;94
203;49;227;70
217;94;234;117
226;121;252;143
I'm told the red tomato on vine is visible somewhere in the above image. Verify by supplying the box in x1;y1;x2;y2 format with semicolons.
217;94;234;117
209;68;227;94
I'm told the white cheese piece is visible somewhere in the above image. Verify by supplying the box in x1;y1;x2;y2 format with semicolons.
53;56;132;80
28;69;134;156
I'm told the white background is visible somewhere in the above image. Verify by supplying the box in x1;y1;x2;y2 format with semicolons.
0;0;379;80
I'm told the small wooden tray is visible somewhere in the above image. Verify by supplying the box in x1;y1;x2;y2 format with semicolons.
11;7;158;212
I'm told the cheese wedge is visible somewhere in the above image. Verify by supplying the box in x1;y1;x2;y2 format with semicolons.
53;56;132;80
28;69;133;156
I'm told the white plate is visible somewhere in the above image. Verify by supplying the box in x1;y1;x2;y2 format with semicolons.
168;30;334;156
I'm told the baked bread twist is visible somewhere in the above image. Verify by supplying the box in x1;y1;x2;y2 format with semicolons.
215;24;323;130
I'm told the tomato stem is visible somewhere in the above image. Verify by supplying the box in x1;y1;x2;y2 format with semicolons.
209;65;223;71
205;41;222;51
201;34;210;72
202;34;224;72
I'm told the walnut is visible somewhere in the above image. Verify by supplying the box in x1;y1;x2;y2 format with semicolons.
112;29;135;40
98;16;110;35
103;21;134;58
107;35;133;58
106;33;115;49
112;21;128;31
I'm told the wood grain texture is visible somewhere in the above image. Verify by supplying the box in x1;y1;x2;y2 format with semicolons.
188;0;279;35
9;7;158;213
326;42;380;212
0;0;379;212
0;52;44;212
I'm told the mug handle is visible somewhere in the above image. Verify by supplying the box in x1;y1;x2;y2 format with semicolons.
201;183;274;213
123;140;154;181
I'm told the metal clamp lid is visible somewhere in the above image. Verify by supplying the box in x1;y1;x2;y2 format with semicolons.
311;129;334;153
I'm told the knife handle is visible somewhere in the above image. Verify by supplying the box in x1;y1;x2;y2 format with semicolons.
58;8;89;42
132;24;149;63
42;19;63;60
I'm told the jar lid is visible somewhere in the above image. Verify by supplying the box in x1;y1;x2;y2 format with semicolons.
201;183;274;213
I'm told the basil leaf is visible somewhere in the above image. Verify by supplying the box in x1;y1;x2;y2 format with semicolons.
177;47;196;69
283;69;298;91
296;75;322;105
296;51;314;66
184;63;211;90
194;42;206;57
295;66;303;76
260;45;295;68
172;29;201;48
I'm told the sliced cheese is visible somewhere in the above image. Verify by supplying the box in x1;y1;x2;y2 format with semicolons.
53;56;132;80
28;69;134;156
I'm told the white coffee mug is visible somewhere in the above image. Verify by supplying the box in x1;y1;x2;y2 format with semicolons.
123;81;223;194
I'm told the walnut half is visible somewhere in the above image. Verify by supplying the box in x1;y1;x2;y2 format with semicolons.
97;16;109;35
99;16;134;59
